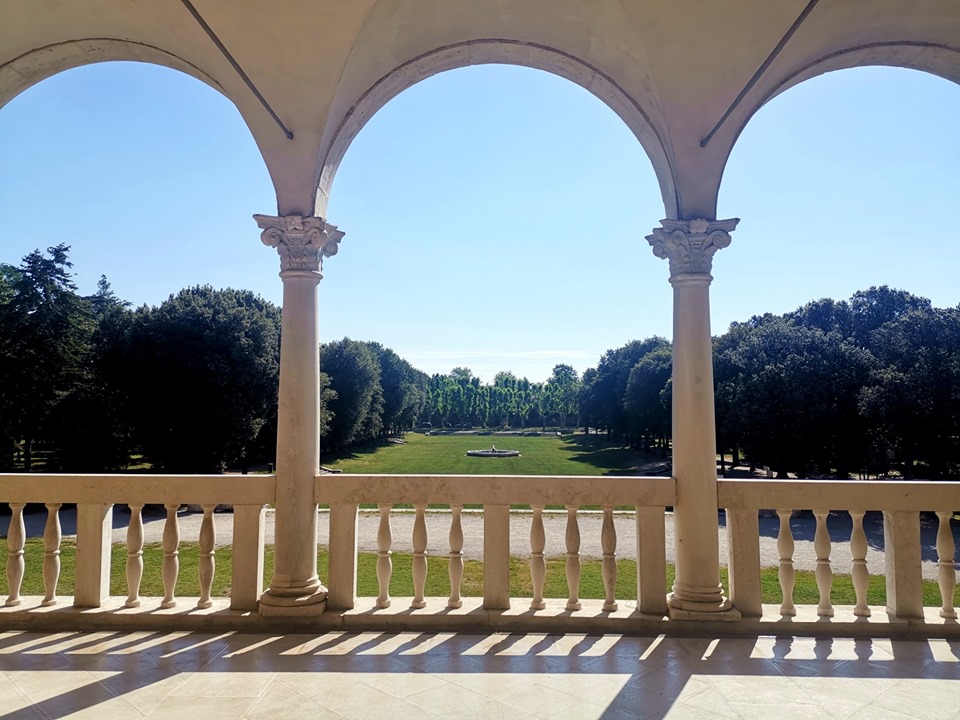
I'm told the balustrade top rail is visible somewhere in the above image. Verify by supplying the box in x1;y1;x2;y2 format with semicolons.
718;478;960;511
314;474;676;507
0;474;276;505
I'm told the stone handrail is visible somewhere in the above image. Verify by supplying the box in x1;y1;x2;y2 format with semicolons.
316;474;676;615
718;478;960;622
315;473;675;506
0;474;275;505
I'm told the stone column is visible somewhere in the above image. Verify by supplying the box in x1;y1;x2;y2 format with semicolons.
254;213;343;616
646;217;740;620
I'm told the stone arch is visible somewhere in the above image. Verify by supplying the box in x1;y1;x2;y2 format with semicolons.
717;41;960;207
0;38;225;111
315;39;678;218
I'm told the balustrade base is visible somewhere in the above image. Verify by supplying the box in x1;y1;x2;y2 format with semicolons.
2;597;959;638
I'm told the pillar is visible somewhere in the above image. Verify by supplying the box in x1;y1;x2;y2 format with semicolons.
646;217;740;620
255;213;343;617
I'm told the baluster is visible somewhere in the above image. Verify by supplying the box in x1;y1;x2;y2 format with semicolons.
376;504;393;609
936;511;957;619
42;503;62;607
849;510;870;617
160;503;180;608
813;509;833;617
197;505;216;609
529;505;546;610
565;505;581;611
411;504;427;609
124;504;144;608
448;504;464;609
5;503;25;607
601;505;618;611
776;509;796;616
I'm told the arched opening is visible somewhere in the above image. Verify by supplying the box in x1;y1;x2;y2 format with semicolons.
0;61;277;473
718;65;960;325
323;64;666;384
316;40;677;219
716;65;960;480
0;60;274;304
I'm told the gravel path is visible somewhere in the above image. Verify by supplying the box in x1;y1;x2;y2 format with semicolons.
5;506;957;580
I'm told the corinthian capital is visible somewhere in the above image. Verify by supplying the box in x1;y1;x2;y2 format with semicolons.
254;214;344;274
646;218;738;277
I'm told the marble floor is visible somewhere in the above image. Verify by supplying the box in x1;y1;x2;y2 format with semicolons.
0;630;957;719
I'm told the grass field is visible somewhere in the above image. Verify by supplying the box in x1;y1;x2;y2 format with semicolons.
322;432;668;477
3;539;958;607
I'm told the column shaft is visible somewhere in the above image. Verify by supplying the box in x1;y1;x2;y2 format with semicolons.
269;272;322;597
255;214;343;616
669;275;731;615
646;217;739;619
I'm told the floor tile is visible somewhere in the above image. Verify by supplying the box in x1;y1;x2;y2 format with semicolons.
498;680;581;718
869;678;960;720
354;670;448;698
141;695;256;719
313;679;408;716
404;681;538;720
272;670;359;698
245;680;337;719
98;670;191;716
169;671;275;698
730;701;827;720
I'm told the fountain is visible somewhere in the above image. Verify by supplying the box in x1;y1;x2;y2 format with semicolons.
466;444;520;458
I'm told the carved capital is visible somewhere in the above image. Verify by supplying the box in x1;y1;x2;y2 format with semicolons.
254;214;344;274
646;218;738;277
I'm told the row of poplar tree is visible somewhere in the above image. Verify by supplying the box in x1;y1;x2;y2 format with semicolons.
2;245;958;479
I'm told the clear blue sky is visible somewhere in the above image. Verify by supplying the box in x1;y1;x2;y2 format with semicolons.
1;62;958;382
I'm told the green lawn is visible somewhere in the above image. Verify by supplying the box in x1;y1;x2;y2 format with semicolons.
3;539;957;607
322;432;668;477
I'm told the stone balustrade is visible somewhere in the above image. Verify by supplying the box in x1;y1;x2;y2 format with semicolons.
719;479;960;622
1;474;272;614
316;474;675;617
1;473;958;636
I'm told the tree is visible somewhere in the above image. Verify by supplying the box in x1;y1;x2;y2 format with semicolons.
714;318;872;477
849;286;931;351
547;364;580;429
320;338;382;450
589;338;670;441
623;347;672;450
0;245;94;471
126;286;281;473
48;276;136;471
859;306;960;478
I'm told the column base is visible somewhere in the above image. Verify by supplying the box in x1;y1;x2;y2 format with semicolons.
667;585;741;621
258;586;328;618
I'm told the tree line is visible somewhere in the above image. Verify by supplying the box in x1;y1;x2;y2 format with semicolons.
575;287;960;480
419;365;581;431
0;245;428;472
2;246;958;479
